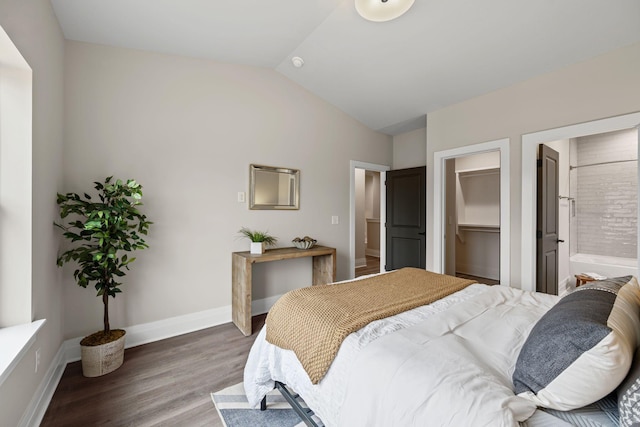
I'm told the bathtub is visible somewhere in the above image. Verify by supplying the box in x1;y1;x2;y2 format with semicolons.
569;253;638;281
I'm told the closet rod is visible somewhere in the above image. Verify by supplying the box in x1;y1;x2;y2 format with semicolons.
570;159;637;170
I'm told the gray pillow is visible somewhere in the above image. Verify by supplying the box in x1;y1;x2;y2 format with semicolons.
618;347;640;427
513;276;638;410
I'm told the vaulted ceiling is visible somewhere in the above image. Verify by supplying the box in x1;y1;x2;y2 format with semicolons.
51;0;640;135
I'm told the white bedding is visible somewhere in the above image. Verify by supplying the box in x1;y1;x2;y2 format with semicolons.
244;283;559;427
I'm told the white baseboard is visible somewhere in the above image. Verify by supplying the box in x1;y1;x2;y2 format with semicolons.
365;249;380;257
64;303;233;363
355;257;367;268
31;295;281;425
558;276;571;297
63;294;283;363
252;294;282;316
456;264;500;281
18;344;66;427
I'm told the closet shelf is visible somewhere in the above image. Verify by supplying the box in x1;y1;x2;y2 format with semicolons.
458;223;500;233
456;167;500;179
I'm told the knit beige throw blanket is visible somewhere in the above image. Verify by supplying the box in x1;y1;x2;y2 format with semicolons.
265;267;476;384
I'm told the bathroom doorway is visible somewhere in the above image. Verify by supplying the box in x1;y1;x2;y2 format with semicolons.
539;127;639;295
521;111;640;292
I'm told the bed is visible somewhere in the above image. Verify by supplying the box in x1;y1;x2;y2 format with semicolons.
243;268;640;427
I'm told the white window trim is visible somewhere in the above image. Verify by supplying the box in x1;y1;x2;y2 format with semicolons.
0;319;46;388
0;24;33;326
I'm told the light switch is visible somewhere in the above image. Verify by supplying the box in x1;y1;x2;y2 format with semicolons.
331;215;339;225
237;192;245;203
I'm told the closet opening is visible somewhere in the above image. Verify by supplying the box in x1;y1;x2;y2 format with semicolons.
444;152;501;285
433;137;510;286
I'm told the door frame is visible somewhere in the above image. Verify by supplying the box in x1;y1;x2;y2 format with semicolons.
521;111;640;292
433;138;510;285
349;160;391;279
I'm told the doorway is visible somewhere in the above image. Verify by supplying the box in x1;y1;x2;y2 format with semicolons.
433;138;511;285
355;169;382;277
521;112;640;292
350;161;390;279
536;128;639;296
444;152;501;285
385;166;427;271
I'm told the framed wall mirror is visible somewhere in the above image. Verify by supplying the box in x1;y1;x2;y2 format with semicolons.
249;164;300;210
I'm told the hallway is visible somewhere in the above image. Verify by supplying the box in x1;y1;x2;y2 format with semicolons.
355;255;380;277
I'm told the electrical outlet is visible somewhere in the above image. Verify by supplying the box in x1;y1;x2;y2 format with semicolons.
35;348;41;373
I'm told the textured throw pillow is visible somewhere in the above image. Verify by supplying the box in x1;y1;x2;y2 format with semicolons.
618;348;640;426
513;276;640;410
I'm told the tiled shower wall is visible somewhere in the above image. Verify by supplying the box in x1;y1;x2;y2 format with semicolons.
573;128;638;259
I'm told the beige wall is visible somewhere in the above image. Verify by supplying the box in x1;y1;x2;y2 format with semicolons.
63;41;392;339
393;127;426;169
1;5;637;422
427;42;640;287
455;151;500;172
0;0;65;425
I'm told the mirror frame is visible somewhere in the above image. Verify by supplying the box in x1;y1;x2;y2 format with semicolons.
249;164;300;210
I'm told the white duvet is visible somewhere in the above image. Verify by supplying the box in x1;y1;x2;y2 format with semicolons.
244;283;559;427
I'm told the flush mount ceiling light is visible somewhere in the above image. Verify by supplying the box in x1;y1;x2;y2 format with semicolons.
291;56;305;68
355;0;415;22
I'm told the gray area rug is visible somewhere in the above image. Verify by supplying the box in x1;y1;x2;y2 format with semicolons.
211;382;324;427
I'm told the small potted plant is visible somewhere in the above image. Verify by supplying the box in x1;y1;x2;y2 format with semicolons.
238;227;277;254
55;176;152;377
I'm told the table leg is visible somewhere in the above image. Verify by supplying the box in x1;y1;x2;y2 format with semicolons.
232;254;252;336
312;250;336;285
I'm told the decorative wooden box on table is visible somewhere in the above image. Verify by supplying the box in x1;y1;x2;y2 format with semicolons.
232;245;337;336
575;274;598;287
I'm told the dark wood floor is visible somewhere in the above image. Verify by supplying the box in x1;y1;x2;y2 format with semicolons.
354;257;499;286
355;255;380;277
41;314;267;427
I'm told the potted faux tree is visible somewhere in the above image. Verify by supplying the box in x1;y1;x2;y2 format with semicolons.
238;227;277;254
55;176;152;377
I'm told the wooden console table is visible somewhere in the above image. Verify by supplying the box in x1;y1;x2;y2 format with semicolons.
232;245;337;336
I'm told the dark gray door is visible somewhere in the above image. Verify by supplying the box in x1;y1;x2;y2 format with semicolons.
385;166;426;271
537;144;559;295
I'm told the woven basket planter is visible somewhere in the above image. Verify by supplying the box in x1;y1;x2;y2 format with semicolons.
81;331;126;377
